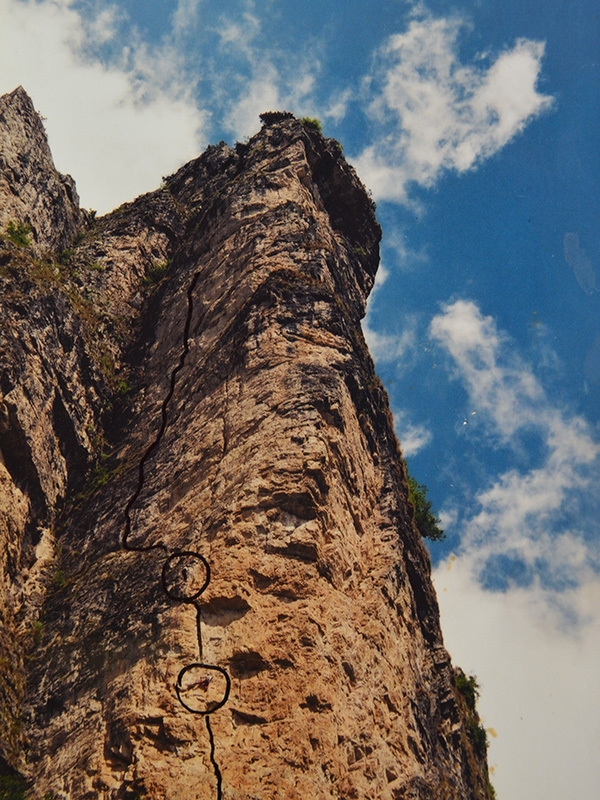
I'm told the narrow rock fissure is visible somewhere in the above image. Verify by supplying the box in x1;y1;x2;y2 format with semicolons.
122;268;229;799
205;716;223;796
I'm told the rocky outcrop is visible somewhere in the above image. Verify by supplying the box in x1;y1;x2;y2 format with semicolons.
0;89;493;799
0;87;82;254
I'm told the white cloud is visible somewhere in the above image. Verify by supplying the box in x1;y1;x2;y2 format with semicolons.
362;311;418;365
372;260;390;289
222;63;283;141
217;9;261;55
365;300;600;798
363;255;432;457
383;226;429;272
392;409;432;456
429;299;584;444
172;0;204;37
362;254;421;364
428;298;600;798
324;87;353;123
0;0;207;213
434;556;600;800
353;13;554;203
215;12;321;141
82;3;123;46
0;3;555;214
430;299;600;587
564;232;598;295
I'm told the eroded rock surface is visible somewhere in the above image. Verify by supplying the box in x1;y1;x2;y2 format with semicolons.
0;86;82;254
0;90;493;799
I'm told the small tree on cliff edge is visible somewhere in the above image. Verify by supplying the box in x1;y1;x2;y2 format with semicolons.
407;475;445;541
259;111;295;125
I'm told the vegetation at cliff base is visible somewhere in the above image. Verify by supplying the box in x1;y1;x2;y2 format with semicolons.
406;474;445;541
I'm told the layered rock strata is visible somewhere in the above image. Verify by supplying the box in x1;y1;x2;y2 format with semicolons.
0;90;493;799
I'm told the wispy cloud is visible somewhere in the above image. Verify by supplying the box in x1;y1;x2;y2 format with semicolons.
361;246;429;454
430;299;600;591
213;9;321;141
362;304;418;365
429;298;600;800
377;222;431;274
172;0;205;37
0;2;556;216
564;232;598;295
430;298;543;442
324;87;353;124
0;0;206;213
217;8;261;55
353;11;554;203
222;61;317;142
393;409;432;457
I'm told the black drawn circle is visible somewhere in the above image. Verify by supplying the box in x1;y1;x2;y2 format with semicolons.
162;551;210;602
176;663;231;715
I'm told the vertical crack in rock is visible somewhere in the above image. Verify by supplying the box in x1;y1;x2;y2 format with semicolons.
0;88;494;800
205;716;223;797
122;268;203;553
123;264;229;797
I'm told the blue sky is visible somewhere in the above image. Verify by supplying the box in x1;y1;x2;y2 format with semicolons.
1;1;599;797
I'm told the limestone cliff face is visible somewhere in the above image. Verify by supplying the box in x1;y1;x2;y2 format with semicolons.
0;87;82;254
0;90;493;799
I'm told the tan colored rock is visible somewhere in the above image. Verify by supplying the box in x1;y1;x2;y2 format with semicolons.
0;90;493;799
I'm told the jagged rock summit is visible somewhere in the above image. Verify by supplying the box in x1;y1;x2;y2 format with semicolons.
0;89;493;799
0;87;82;254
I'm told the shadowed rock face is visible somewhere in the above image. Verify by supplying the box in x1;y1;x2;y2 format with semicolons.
0;89;493;799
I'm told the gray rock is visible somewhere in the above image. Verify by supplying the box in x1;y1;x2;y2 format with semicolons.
0;86;82;254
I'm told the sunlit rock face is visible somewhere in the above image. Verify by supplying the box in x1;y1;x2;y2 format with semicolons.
0;89;492;800
0;86;82;254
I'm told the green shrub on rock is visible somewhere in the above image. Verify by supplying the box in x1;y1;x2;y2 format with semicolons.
259;111;295;126
301;117;323;133
407;475;445;540
5;221;31;247
0;774;27;800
